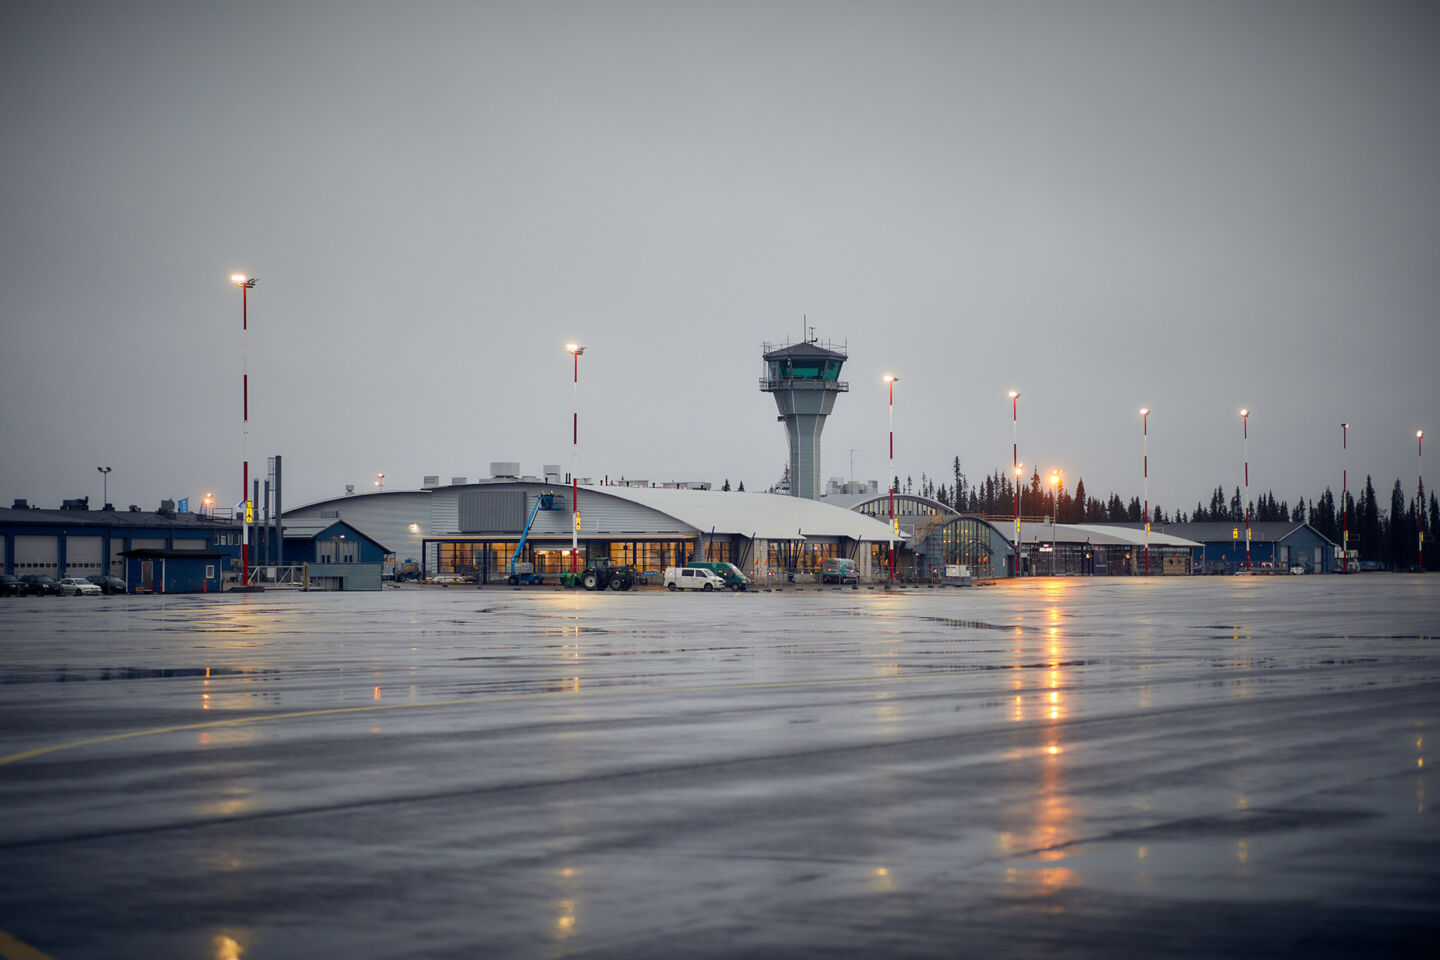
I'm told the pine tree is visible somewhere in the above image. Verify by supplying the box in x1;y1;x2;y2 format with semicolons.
1313;489;1336;541
1429;493;1439;571
722;478;731;492
1389;479;1408;569
737;480;745;492
1359;477;1382;563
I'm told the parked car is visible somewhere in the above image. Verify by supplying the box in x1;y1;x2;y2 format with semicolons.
88;575;128;595
20;574;61;596
57;576;102;596
664;566;727;591
683;561;749;591
0;574;25;597
820;557;859;584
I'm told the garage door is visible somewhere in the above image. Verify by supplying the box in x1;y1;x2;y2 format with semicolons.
14;535;60;576
65;535;104;575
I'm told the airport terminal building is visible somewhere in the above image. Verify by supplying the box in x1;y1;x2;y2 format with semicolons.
285;468;901;583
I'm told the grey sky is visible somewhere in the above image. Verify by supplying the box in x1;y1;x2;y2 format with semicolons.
3;1;1437;515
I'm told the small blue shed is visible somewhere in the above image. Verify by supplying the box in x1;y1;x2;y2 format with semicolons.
120;548;226;593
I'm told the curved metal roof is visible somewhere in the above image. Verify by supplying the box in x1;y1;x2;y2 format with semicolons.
593;486;900;542
837;492;956;516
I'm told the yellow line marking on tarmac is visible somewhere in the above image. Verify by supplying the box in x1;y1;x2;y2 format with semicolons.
0;929;58;960
0;672;944;770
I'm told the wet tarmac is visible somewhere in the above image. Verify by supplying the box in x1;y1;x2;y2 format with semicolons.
0;576;1436;959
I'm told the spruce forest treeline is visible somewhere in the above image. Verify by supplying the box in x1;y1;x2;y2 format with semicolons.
896;457;1438;571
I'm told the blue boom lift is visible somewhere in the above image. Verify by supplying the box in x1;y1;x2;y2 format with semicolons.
508;491;557;585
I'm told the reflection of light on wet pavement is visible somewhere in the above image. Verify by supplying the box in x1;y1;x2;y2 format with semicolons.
1004;866;1075;898
555;899;576;936
870;866;894;892
554;865;580;939
213;933;243;959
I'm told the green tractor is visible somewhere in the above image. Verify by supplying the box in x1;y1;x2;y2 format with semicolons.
581;558;642;591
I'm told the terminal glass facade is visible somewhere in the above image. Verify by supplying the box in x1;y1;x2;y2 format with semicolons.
854;495;946;521
766;540;843;574
939;517;1006;579
434;537;725;579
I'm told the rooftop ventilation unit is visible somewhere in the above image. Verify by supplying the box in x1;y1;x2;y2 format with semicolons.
423;475;440;487
451;476;468;486
490;462;521;479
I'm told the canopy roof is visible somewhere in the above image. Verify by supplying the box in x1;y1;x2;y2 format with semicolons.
1015;522;1200;547
596;486;900;542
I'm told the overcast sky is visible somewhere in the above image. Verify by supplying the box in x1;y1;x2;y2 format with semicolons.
3;0;1437;516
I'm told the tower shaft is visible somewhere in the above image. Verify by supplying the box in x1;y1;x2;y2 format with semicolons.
760;338;848;500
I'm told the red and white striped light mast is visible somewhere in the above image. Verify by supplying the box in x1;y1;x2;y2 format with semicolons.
230;274;256;587
567;343;585;576
1140;407;1150;574
1010;390;1021;577
1341;423;1349;572
1241;408;1251;571
884;375;899;584
1419;430;1426;570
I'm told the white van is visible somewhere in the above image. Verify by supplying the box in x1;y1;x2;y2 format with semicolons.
664;566;727;591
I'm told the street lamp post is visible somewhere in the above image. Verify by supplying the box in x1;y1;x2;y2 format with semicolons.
97;466;111;508
884;375;898;584
1140;408;1149;575
1010;391;1020;577
230;274;257;587
1014;463;1024;576
1419;430;1426;571
374;473;385;491
1049;470;1061;575
1341;423;1349;573
567;344;585;576
1241;408;1251;572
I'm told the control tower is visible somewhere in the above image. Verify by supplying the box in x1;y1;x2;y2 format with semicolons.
760;338;849;500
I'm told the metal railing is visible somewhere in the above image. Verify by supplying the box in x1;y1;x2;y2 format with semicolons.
246;565;305;585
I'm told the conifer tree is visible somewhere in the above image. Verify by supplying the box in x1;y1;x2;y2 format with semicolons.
1359;477;1382;563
